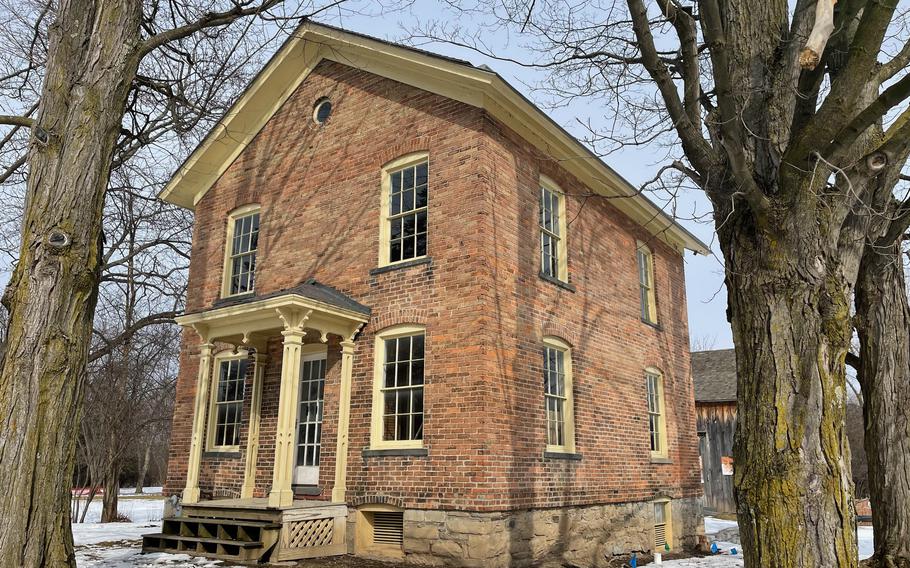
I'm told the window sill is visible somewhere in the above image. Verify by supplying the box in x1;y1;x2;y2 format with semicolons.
362;447;429;458
203;451;241;459
293;485;322;496
641;318;663;331
650;456;672;464
213;292;255;307
539;272;576;292
543;451;582;461
370;257;432;275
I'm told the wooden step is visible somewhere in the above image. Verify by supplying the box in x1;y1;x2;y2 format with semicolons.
142;533;263;548
162;516;281;529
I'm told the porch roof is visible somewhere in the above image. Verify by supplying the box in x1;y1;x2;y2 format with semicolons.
176;279;369;347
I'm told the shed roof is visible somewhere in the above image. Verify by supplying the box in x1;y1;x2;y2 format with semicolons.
691;348;737;403
206;278;371;316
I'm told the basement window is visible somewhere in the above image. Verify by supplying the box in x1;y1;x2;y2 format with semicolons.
356;506;404;557
654;499;672;552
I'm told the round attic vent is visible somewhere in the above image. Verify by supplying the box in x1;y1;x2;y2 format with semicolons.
313;98;332;124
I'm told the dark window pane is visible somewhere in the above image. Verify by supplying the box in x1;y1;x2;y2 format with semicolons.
390;241;402;262
403;167;414;189
416;163;428;186
403;189;414;211
396;362;410;387
390;218;402;240
411;361;424;385
385;339;397;363
391;193;401;216
413;413;424;440
416;233;427;257
416;185;428;208
383;415;396;440
412;389;424;414
397;337;411;360
403;237;415;259
397;415;409;440
402;215;416;237
416;211;427;233
391;172;401;193
397;390;411;414
412;334;424;359
384;363;396;388
384;391;396;417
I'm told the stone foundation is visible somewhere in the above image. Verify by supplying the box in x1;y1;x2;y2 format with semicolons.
349;498;703;567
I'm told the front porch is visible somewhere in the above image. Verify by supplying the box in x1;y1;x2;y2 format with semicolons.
143;498;348;562
143;280;369;563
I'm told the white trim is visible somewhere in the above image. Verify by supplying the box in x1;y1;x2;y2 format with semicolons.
378;152;430;268
370;324;426;450
539;176;569;283
542;336;575;454
206;349;249;453
221;204;261;299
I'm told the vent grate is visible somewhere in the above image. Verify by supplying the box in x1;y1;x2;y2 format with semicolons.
371;511;403;546
655;523;667;549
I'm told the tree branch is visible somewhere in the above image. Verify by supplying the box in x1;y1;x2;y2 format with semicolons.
89;311;179;364
656;0;701;131
0;115;34;128
626;0;717;176
799;0;837;70
699;0;771;223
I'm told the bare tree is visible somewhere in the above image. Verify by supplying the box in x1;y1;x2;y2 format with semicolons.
418;1;910;565
0;1;383;565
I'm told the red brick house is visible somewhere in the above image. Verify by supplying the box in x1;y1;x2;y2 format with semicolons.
146;22;709;567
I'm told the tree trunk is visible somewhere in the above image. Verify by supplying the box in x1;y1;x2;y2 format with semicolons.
136;445;151;495
855;241;910;568
100;464;121;523
721;218;858;567
0;2;142;566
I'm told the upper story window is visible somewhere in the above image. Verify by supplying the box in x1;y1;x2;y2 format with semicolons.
637;243;658;324
543;336;575;453
222;205;260;297
371;324;426;449
208;354;248;450
380;154;428;267
539;176;568;283
646;368;668;458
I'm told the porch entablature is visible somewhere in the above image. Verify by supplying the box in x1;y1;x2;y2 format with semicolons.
176;292;369;349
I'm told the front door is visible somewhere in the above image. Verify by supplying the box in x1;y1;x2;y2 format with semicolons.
293;353;326;486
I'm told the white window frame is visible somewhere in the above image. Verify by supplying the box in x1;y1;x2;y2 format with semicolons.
206;350;249;452
378;153;429;268
221;204;261;298
370;324;427;450
646;367;668;459
637;242;658;324
653;498;673;551
539;175;569;283
543;336;576;454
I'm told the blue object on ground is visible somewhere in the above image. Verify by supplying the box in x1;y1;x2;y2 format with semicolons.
630;552;637;567
711;542;719;554
731;548;738;555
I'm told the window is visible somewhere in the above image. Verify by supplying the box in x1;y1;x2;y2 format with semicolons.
539;176;568;282
646;369;668;458
313;98;332;124
654;500;672;551
543;337;575;453
208;355;248;450
371;325;425;448
637;243;658;324
222;205;260;297
380;154;428;266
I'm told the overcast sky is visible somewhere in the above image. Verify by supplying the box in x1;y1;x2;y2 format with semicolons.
331;2;733;350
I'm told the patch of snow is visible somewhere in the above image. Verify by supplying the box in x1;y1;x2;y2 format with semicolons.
76;545;228;567
77;496;165;524
120;486;163;496
703;517;738;535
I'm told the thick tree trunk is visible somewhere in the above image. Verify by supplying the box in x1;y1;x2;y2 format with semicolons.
722;219;858;567
0;2;142;566
855;242;910;568
100;465;121;523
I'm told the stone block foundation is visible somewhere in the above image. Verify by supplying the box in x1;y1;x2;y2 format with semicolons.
347;498;703;567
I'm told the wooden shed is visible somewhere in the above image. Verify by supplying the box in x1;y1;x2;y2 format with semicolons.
692;349;737;514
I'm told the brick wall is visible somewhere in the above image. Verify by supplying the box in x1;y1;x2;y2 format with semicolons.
164;58;701;512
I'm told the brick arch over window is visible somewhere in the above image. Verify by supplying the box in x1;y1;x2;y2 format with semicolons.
539;324;579;348
371;308;429;331
374;140;430;169
350;494;405;508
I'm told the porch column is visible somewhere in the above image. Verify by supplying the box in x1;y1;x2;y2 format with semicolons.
269;309;310;508
183;341;215;504
332;340;356;503
241;350;268;499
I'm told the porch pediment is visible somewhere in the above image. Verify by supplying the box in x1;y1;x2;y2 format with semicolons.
176;279;369;347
